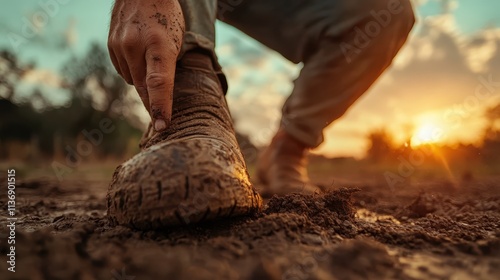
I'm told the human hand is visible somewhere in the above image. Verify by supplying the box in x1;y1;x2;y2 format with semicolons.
108;0;185;131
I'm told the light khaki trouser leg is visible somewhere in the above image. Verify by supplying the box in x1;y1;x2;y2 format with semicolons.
179;0;415;148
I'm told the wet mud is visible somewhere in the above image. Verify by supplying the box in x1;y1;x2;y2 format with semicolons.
1;177;499;279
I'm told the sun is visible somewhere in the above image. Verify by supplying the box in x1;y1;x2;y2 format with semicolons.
411;123;444;147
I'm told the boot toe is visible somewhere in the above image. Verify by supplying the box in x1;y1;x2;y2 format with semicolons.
107;137;262;229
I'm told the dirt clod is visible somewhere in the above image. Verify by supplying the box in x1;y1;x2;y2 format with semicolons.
1;178;499;279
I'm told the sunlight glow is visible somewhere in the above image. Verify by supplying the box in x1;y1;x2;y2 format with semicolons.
411;123;444;147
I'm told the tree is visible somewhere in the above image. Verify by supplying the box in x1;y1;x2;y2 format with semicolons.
0;43;144;160
486;102;500;128
61;42;141;119
58;42;144;158
366;129;395;162
0;50;34;100
481;102;500;163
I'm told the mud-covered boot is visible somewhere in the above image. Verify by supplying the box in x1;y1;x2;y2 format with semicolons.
257;128;319;197
107;51;262;229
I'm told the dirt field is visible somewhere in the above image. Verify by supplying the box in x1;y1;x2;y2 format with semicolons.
1;171;499;279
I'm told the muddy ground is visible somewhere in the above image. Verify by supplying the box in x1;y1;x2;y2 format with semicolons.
1;174;499;280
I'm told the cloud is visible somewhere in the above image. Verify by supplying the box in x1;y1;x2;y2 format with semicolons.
227;93;285;146
216;29;303;147
62;18;78;48
440;0;459;14
217;3;500;158
465;27;500;73
23;68;62;88
316;12;500;157
411;0;430;7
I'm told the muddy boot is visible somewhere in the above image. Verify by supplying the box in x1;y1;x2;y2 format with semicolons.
107;51;262;229
257;128;319;197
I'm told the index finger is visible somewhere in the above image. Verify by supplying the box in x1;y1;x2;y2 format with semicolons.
145;42;177;132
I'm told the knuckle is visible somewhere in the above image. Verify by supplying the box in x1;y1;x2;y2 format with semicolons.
145;33;165;47
121;35;139;52
108;28;140;53
145;33;178;58
146;73;170;89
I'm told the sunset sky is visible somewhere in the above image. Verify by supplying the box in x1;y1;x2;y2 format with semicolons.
1;0;499;158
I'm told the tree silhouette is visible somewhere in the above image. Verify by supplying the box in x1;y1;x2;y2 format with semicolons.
61;42;139;119
57;42;143;158
481;102;500;163
0;43;143;160
0;50;34;100
366;129;395;162
486;102;500;127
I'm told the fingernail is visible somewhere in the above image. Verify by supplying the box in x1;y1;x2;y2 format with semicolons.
154;119;167;131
